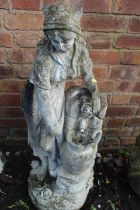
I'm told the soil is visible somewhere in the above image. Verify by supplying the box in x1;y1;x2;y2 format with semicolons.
0;148;140;210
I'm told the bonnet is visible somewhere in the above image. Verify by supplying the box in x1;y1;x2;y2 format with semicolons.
43;4;83;35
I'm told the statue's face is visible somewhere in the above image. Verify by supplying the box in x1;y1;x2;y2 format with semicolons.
46;30;76;52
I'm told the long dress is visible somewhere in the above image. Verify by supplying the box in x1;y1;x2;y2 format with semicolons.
22;38;96;177
22;41;67;176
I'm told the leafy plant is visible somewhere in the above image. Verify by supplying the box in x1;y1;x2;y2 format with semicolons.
105;177;110;184
0;187;6;195
118;148;130;156
90;204;97;210
8;200;29;210
106;200;116;210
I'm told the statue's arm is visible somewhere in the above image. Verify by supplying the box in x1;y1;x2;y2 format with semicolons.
83;66;107;143
83;65;102;115
78;46;96;93
34;86;61;136
83;66;97;93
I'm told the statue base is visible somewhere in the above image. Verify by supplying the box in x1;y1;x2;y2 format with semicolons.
28;141;98;210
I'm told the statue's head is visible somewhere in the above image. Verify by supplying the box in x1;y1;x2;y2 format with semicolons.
46;29;77;52
43;5;83;52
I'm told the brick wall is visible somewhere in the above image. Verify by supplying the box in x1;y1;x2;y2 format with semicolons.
0;0;140;150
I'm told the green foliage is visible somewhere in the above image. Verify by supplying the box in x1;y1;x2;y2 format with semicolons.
8;200;29;210
0;188;6;195
107;200;116;210
118;147;131;156
90;204;97;210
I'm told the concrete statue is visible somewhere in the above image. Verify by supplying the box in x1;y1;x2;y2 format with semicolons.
22;4;107;210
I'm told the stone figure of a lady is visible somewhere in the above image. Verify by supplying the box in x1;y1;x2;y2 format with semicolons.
22;4;108;210
22;5;101;182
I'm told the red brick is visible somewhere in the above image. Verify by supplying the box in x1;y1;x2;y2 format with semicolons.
0;66;17;78
0;0;8;9
9;128;27;138
133;82;140;93
114;0;140;15
132;127;140;137
98;138;104;148
117;81;132;92
129;18;140;33
137;108;140;115
0;49;5;64
12;0;40;10
126;118;140;127
0;138;27;146
111;94;131;105
7;48;35;64
17;65;32;79
43;0;54;4
82;0;112;13
66;79;84;90
121;137;136;146
131;96;140;105
0;15;2;29
107;94;112;105
121;51;140;65
107;118;124;128
4;14;43;30
16;32;42;48
8;49;23;64
0;94;21;106
81;15;128;32
0;79;25;92
93;66;108;80
107;106;137;117
0;128;8;138
98;81;116;92
109;65;140;80
0;119;26;128
103;137;120;147
103;118;108;128
103;128;132;137
0;107;23;118
86;34;112;49
0;32;14;48
90;50;120;64
115;35;140;49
